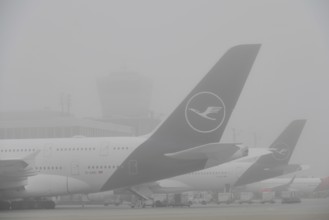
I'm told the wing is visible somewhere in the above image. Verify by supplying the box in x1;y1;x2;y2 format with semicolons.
0;151;39;190
164;143;248;169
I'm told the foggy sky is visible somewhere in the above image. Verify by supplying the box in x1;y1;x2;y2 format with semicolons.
1;0;329;176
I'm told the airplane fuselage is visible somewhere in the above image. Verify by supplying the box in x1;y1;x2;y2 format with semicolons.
153;148;270;193
243;178;322;194
0;136;144;199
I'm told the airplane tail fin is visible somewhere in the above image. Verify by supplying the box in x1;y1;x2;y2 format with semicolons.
149;44;261;152
234;120;306;187
268;119;307;164
102;44;261;190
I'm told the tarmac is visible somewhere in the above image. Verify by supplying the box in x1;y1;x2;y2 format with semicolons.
1;198;329;220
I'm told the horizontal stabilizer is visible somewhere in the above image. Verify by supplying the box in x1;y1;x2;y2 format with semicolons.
280;163;304;175
165;143;246;161
262;175;296;192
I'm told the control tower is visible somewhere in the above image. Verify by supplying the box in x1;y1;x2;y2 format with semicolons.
97;72;159;135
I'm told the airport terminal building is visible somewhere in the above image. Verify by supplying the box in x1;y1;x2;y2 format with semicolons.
0;111;133;139
0;72;160;139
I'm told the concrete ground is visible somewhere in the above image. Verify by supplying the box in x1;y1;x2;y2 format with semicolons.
1;198;329;220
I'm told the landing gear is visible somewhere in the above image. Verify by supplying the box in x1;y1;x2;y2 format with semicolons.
0;199;56;211
38;200;56;209
130;199;144;208
11;200;55;210
130;199;154;208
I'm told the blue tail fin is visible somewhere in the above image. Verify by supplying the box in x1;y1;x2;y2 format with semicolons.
102;44;261;190
234;120;306;187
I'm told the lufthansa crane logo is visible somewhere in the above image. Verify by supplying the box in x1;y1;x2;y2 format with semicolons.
185;91;226;133
270;143;291;161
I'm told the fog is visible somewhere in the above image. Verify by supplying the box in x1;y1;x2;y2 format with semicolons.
1;0;329;178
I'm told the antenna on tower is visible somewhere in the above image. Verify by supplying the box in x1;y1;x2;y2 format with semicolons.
67;94;71;115
59;93;72;115
60;93;65;114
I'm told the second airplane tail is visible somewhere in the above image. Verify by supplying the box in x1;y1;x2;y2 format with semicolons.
268;119;307;164
234;119;307;187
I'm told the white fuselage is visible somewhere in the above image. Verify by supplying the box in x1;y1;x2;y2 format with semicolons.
242;178;321;194
153;148;270;193
0;136;145;199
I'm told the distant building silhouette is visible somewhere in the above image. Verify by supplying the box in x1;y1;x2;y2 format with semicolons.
0;72;161;139
0;110;133;139
97;72;160;135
